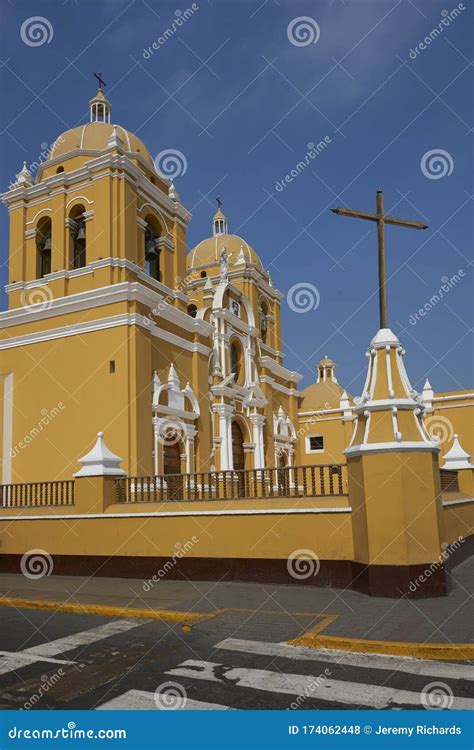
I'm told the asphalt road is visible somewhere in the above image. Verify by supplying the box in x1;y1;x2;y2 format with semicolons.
0;606;472;711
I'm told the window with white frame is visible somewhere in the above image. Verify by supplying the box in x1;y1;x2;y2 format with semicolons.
306;435;324;453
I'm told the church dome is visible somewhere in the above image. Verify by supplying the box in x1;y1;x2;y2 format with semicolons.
299;357;352;410
299;380;350;410
49;122;154;166
187;233;264;271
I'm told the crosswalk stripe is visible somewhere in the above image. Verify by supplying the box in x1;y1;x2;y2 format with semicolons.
96;689;233;710
21;619;146;658
0;651;74;676
215;638;474;681
166;659;472;709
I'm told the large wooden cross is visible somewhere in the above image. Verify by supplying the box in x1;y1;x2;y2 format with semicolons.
331;189;428;329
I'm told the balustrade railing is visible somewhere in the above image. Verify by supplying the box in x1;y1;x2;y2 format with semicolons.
115;464;347;504
0;481;75;508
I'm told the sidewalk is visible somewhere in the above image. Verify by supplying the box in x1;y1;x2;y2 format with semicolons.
0;553;472;659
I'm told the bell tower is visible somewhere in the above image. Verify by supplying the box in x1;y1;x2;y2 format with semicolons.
3;84;191;312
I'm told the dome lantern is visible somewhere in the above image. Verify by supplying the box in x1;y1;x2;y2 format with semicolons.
316;356;337;383
213;197;228;236
89;73;111;123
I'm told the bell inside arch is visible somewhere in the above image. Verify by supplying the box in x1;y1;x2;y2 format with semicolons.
41;233;51;251
75;222;86;241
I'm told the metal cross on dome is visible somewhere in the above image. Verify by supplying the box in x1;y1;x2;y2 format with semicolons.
94;72;106;89
331;189;428;329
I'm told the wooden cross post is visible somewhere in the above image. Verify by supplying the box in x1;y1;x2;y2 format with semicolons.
331;190;428;329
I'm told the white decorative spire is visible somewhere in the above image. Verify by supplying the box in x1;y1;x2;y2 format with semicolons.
422;378;434;411
74;432;126;477
345;328;438;457
107;124;124;149
14;161;33;187
442;434;473;471
169;181;180;202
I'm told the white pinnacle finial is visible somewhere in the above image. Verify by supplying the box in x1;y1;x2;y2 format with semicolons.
442;434;473;470
74;431;126;476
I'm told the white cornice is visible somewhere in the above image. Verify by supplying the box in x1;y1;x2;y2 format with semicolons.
344;442;439;457
5;257;188;303
0;506;352;521
2;152;191;225
260;375;297;396
0;279;212;339
259;356;303;384
0;311;211;355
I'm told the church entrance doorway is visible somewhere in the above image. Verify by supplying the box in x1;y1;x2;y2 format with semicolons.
163;441;182;501
231;421;246;497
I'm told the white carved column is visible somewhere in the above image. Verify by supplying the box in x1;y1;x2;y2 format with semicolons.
250;413;266;469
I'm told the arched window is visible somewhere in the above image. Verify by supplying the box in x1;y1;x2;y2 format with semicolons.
230;341;240;381
260;302;268;343
200;271;207;278
144;217;161;281
36;217;51;279
56;166;64;174
187;304;197;318
69;205;86;269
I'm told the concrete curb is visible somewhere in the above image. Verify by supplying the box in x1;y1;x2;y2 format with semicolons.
288;634;474;661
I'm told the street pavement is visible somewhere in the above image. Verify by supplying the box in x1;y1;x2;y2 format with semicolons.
0;603;472;711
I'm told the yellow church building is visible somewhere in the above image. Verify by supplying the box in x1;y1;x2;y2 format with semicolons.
0;87;472;597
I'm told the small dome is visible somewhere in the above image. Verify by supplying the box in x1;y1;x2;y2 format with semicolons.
48;122;154;166
187;233;264;271
300;380;351;410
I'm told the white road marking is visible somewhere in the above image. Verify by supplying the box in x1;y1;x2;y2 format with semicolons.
96;689;234;710
21;619;146;658
166;659;473;709
215;638;474;681
0;651;73;676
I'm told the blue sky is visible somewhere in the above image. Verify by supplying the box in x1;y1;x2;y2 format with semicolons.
1;0;472;395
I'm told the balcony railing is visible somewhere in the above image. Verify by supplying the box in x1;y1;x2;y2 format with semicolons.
115;464;347;504
0;481;75;509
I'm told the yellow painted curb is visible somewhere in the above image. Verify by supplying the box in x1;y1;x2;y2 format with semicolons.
288;634;474;661
0;597;206;625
